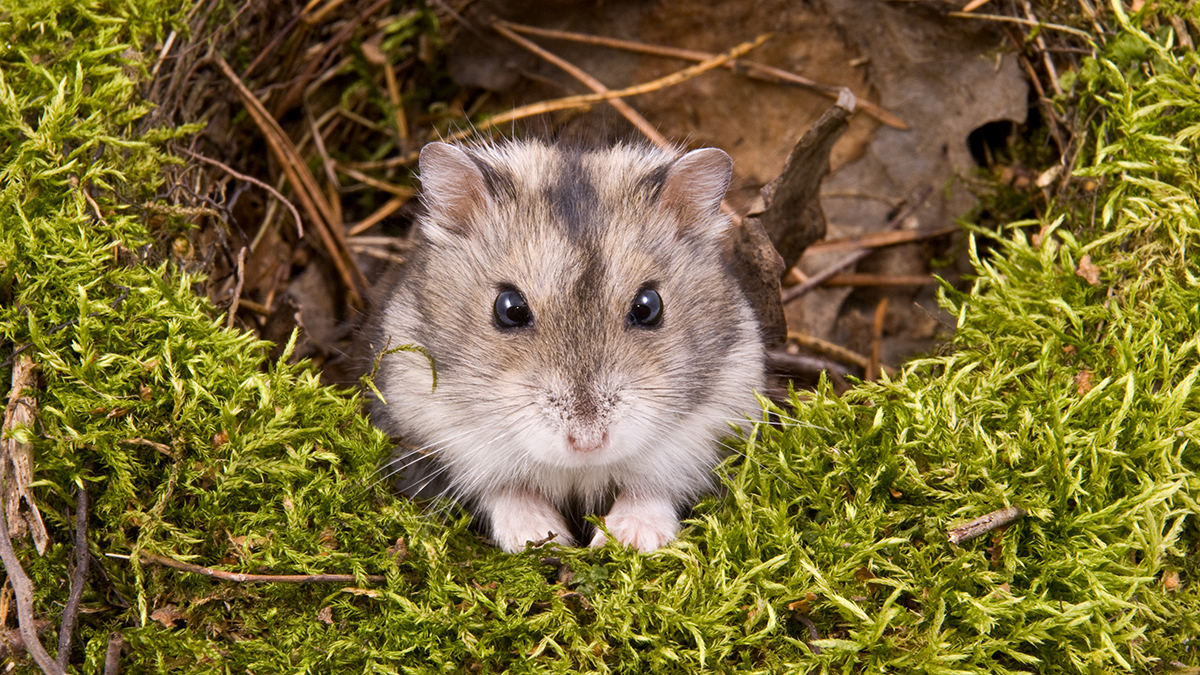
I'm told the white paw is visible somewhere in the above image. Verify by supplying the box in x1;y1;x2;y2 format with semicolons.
485;490;574;553
590;494;679;552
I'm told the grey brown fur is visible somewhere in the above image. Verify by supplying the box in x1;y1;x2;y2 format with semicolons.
371;139;765;553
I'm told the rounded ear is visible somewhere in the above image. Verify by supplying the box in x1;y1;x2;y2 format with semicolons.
418;142;489;236
659;148;733;238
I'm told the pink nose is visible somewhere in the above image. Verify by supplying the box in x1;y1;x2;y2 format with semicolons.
567;431;607;453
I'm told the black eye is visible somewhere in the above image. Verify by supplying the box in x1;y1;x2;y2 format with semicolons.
628;288;663;328
494;289;533;328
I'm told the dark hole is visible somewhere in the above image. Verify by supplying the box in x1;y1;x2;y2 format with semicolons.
967;120;1016;168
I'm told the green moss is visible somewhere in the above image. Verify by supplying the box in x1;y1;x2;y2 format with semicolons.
1;1;1198;673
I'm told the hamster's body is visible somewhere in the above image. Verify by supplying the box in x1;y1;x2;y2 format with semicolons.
371;139;764;552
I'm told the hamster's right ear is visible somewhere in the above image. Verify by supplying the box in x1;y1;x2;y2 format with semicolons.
418;142;489;236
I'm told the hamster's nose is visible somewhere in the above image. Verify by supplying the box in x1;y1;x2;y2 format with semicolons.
567;430;608;453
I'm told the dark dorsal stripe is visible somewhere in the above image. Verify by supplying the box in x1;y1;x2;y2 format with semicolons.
546;150;600;242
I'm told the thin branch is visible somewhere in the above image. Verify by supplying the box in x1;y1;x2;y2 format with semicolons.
213;53;367;307
124;551;386;584
782;186;933;304
226;246;245;330
175;146;305;239
102;632;124;675
1022;1;1063;96
948;506;1027;545
823;273;950;287
346;196;405;236
947;12;1096;40
55;483;89;670
496;20;907;130
452;33;771;142
490;20;741;223
334;164;417;198
0;460;67;675
788;331;871;371
803;224;959;254
766;350;852;380
491;20;671;150
868;297;889;381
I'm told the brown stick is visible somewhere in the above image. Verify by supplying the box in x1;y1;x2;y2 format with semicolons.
214;53;366;307
946;12;1095;40
0;619;51;661
804;224;959;254
491;20;741;223
346;196;406;236
787;331;871;371
102;632;124;675
334;164;416;198
766;350;852;380
782;186;933;304
131;552;386;584
175;147;304;239
226;246;245;329
496;20;907;130
55;483;89;670
471;34;770;134
960;0;992;11
272;0;393;117
0;461;67;675
868;297;889;381
491;20;671;151
947;506;1027;545
823;273;947;287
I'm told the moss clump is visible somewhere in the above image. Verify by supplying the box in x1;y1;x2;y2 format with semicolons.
1;1;1198;673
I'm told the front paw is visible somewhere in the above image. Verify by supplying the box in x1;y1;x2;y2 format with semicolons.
590;494;679;552
484;489;574;553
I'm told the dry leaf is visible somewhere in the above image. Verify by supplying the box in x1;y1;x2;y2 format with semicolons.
388;537;408;563
1076;254;1101;285
316;606;334;625
151;604;184;628
1075;369;1094;396
1163;570;1180;592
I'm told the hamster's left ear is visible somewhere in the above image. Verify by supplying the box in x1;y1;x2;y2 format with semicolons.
418;142;490;237
659;148;733;240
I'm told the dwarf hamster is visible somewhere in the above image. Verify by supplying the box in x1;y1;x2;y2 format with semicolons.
370;139;765;553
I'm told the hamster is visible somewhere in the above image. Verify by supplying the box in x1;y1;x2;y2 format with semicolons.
370;139;765;553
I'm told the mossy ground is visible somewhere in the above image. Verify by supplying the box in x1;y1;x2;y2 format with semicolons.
1;1;1198;673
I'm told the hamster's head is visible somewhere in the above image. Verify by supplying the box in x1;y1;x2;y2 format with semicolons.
375;140;764;503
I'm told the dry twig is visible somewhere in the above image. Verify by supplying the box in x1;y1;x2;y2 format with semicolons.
868;298;890;381
347;196;405;236
490;20;742;222
214;53;367;307
55;483;89;670
823;273;946;287
804;224;959;254
175;147;305;239
491;20;672;150
0;461;66;675
496;20;907;130
103;632;124;675
227;246;246;329
947;12;1095;40
782;186;933;304
787;331;872;372
947;506;1027;545
126;551;387;584
444;33;771;146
